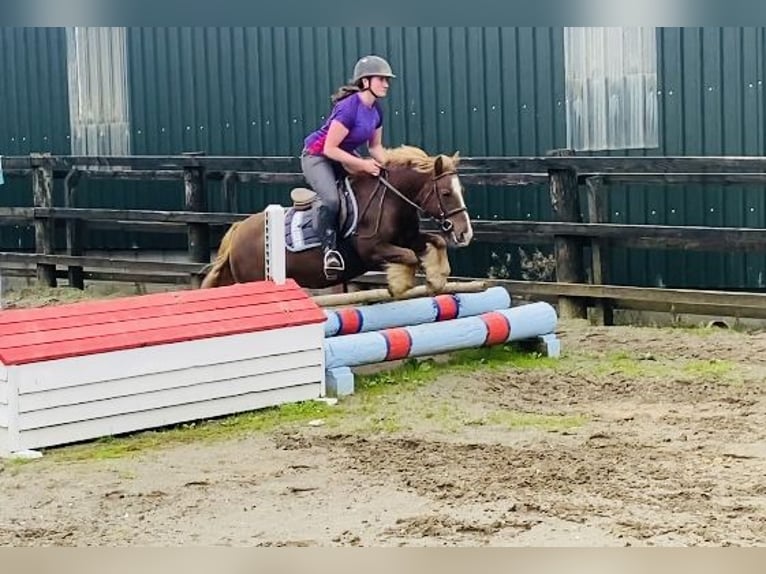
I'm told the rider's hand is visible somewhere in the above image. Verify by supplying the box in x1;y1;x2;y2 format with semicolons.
361;158;381;177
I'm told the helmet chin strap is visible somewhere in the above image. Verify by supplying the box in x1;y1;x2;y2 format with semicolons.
361;78;384;99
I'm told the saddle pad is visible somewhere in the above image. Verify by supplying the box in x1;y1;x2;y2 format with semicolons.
285;208;321;252
284;179;360;253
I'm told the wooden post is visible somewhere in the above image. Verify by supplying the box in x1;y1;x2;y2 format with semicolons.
183;152;209;288
31;153;56;287
547;149;586;319
222;171;238;213
585;176;614;325
64;168;85;290
264;205;286;284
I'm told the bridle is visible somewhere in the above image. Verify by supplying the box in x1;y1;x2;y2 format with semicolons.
375;169;467;233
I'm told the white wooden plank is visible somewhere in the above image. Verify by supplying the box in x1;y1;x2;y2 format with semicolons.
18;323;324;393
0;404;7;428
0;364;7;381
0;380;6;405
4;371;19;455
0;428;10;457
16;383;320;452
19;366;322;430
19;348;323;412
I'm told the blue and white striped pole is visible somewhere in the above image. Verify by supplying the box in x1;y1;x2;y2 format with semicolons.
325;301;560;395
323;286;511;337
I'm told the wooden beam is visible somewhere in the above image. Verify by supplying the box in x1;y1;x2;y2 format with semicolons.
351;273;766;318
0;266;191;286
458;156;766;174
465;221;766;252
591;173;766;185
8;153;766;175
0;252;205;274
312;281;488;308
0;207;35;222
28;207;247;224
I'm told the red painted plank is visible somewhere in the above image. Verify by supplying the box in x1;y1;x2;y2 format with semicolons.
0;289;310;337
0;280;304;326
5;309;324;365
0;279;328;365
3;298;321;349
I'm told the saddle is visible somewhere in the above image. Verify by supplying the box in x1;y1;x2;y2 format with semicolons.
284;177;359;253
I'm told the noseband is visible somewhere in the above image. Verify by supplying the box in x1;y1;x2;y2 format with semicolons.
377;170;467;233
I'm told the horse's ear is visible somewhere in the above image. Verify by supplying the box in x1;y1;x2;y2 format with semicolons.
434;155;444;176
452;151;461;166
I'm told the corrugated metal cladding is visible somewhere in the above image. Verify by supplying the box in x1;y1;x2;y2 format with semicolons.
1;27;765;290
66;27;131;155
564;27;658;151
607;27;766;290
0;27;70;250
123;26;567;269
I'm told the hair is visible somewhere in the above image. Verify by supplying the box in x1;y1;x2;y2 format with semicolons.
331;80;364;104
381;145;461;173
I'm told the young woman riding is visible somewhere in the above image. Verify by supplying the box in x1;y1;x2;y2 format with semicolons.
301;55;395;276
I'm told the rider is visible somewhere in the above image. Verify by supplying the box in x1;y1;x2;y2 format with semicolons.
301;55;395;275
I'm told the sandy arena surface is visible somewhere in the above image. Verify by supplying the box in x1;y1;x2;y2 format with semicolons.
1;313;765;546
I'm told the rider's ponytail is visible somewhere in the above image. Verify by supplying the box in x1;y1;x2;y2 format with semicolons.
330;79;365;104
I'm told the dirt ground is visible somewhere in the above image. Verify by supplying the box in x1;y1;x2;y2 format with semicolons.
1;307;766;546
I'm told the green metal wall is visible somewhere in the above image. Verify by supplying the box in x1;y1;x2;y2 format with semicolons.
2;27;765;289
121;27;566;268
0;27;70;250
608;28;766;290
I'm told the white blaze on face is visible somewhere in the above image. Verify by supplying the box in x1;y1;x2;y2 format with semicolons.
451;175;473;245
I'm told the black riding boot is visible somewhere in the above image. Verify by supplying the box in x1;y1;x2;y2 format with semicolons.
317;206;345;276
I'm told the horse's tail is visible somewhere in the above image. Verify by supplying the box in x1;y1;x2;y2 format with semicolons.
200;221;241;288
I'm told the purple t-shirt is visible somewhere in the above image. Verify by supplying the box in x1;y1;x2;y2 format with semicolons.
304;93;383;156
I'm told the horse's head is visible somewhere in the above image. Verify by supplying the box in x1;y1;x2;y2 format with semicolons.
423;154;474;247
380;146;474;247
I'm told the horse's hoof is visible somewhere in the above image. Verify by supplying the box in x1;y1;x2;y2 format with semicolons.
387;284;409;299
426;276;448;294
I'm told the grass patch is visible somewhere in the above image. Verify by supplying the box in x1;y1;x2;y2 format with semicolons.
448;344;559;370
591;352;646;377
588;351;740;383
355;344;556;394
681;359;736;380
355;357;440;394
48;400;338;462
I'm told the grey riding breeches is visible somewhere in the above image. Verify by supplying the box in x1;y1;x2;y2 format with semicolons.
300;152;342;219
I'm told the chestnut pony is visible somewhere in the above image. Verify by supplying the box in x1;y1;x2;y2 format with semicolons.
200;145;473;297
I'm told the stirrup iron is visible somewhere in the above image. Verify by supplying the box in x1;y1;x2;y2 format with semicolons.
323;249;345;275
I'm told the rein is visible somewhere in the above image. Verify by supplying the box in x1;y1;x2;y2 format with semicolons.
374;170;466;234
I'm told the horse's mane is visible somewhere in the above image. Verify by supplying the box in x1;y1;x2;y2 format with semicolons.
381;145;460;173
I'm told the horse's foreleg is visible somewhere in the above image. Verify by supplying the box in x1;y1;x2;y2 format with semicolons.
418;234;450;294
369;244;419;298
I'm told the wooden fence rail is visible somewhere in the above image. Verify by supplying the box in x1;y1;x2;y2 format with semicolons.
1;152;766;323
